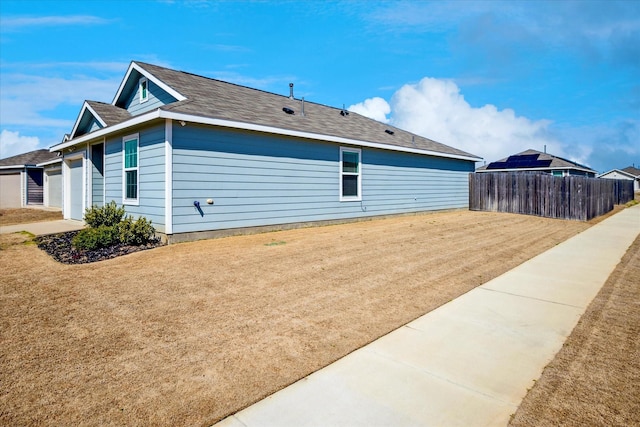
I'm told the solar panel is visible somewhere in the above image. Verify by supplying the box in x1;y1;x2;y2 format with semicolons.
486;154;552;170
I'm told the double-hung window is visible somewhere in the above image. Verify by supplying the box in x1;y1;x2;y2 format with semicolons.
123;134;139;204
139;77;148;103
340;147;361;201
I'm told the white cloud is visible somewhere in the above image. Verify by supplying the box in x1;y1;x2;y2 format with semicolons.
0;15;112;30
0;130;41;159
350;78;571;165
0;73;119;131
348;97;391;124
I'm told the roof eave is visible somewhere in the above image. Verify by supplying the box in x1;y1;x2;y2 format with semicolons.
52;109;482;162
160;111;482;162
50;110;162;152
36;158;63;167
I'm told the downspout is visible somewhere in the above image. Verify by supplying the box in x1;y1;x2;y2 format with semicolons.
164;118;173;236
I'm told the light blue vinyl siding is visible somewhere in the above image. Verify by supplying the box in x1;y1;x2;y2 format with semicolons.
171;124;474;234
125;79;177;116
104;123;166;231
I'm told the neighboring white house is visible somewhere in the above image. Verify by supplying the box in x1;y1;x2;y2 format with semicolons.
598;166;640;192
0;149;62;209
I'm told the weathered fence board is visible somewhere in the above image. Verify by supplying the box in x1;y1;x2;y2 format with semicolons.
469;172;634;221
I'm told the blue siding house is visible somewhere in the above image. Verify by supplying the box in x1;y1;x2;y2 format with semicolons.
51;61;481;242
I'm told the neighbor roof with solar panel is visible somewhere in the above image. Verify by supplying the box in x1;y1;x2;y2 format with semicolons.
476;149;597;175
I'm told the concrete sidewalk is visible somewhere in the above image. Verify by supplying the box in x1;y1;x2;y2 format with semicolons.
0;220;85;236
216;205;640;427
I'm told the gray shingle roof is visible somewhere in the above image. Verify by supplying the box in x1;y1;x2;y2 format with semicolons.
622;166;640;176
0;149;58;166
133;62;479;160
477;149;596;173
86;100;131;126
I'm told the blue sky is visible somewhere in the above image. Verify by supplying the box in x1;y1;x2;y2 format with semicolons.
1;0;638;172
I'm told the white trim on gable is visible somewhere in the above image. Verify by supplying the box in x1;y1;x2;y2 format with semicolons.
69;101;108;139
597;169;637;179
112;62;187;106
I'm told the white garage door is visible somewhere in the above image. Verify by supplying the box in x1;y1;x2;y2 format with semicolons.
0;173;22;208
47;169;62;208
69;160;84;220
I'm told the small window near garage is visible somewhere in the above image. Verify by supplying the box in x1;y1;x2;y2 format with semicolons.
139;77;148;103
340;147;361;201
123;134;139;204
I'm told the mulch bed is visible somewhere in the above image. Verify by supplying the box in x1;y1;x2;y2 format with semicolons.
36;230;164;264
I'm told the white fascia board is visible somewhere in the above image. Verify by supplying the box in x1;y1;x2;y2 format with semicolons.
51;108;481;162
50;110;161;152
112;62;186;105
597;169;634;179
69;101;108;139
161;111;482;162
36;158;63;167
0;165;26;170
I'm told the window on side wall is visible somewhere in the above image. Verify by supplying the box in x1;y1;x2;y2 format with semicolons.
123;134;139;205
139;77;148;103
340;147;361;201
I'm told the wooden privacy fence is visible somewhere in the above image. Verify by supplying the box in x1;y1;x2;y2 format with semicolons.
469;172;635;221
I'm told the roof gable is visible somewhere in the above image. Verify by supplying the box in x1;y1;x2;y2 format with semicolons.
598;169;638;179
69;101;132;139
112;62;186;111
70;101;107;138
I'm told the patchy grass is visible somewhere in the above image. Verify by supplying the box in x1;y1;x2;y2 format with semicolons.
0;208;62;226
0;209;594;426
510;233;640;427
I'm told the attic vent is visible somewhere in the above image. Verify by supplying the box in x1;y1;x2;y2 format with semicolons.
385;129;395;135
340;104;350;116
283;107;295;115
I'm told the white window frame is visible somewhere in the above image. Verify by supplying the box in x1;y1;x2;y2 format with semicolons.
139;77;148;103
122;133;139;205
339;147;362;202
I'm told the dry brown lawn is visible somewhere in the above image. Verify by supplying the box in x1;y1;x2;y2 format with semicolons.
510;233;640;427
0;208;62;226
0;209;601;426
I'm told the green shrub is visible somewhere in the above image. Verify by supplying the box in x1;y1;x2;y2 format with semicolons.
116;215;156;246
72;225;117;250
83;201;125;228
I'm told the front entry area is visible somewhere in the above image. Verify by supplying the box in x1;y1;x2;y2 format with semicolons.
69;159;84;220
